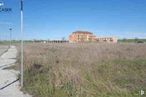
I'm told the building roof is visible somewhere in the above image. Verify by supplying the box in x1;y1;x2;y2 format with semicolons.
72;31;93;34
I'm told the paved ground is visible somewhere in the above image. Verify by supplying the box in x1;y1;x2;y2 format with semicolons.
0;46;31;97
0;46;9;56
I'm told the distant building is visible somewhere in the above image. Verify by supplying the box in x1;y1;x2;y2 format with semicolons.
96;37;117;43
69;31;117;43
69;31;96;43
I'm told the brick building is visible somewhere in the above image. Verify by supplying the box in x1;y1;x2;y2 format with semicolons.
69;31;117;43
69;31;96;43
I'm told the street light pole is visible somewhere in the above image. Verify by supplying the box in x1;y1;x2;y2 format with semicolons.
9;28;12;47
20;0;24;87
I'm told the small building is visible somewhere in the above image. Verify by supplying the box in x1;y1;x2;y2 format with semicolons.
69;31;117;43
96;37;117;43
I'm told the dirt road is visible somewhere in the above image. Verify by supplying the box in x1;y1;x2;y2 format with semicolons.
0;46;31;97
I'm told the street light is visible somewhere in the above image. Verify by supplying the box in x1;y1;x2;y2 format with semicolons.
20;0;24;87
9;28;12;47
0;23;13;45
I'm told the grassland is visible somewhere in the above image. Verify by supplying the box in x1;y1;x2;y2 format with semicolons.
17;43;146;97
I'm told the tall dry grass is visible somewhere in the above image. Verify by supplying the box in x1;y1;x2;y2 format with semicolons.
18;43;146;97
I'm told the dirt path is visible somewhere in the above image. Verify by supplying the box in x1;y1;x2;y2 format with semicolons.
0;46;31;97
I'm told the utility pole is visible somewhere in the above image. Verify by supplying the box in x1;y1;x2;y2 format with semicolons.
20;0;24;87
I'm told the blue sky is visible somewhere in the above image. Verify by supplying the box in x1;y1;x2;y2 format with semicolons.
0;0;146;40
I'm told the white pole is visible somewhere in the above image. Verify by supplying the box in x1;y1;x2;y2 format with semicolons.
20;0;24;87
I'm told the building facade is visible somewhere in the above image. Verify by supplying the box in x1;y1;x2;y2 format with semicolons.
69;31;97;43
69;31;117;43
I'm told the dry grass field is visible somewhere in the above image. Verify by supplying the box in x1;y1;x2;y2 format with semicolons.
17;43;146;97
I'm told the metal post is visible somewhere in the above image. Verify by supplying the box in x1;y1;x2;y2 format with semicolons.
20;0;24;87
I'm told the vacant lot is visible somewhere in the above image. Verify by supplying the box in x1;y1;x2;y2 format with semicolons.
19;43;146;97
